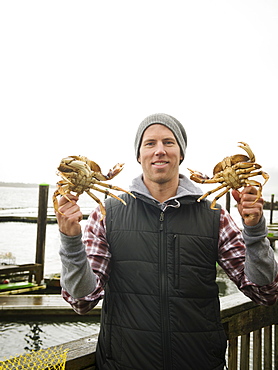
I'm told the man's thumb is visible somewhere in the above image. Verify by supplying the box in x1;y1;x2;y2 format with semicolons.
231;189;240;203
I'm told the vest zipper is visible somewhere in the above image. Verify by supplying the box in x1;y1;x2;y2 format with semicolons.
159;211;164;227
159;211;172;369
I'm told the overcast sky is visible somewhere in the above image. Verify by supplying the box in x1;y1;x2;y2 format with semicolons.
1;1;278;198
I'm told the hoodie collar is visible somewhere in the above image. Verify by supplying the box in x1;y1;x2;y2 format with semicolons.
129;174;203;210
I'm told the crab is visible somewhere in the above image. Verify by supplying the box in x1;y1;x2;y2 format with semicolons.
53;155;135;219
188;142;269;209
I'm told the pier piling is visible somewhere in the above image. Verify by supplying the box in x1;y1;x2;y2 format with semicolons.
270;194;275;225
35;184;49;284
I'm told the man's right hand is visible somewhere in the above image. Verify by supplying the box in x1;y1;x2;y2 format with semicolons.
55;194;83;236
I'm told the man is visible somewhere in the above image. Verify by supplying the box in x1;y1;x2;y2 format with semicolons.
57;113;278;370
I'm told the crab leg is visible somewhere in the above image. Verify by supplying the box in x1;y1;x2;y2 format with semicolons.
91;179;136;199
53;183;75;214
233;163;261;172
197;183;227;202
242;179;263;204
85;190;107;220
238;170;269;186
210;187;231;210
86;185;132;221
88;185;127;205
53;190;60;213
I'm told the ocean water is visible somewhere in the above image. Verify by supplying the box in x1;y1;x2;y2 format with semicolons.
0;186;102;361
0;317;100;362
0;186;102;276
0;185;277;361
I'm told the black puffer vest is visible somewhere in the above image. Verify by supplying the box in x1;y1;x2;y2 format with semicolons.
96;193;227;370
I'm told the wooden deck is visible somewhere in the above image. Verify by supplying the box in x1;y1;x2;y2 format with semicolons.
0;294;102;316
1;292;277;369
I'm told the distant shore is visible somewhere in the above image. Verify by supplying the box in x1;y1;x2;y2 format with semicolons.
1;182;277;210
0;182;55;188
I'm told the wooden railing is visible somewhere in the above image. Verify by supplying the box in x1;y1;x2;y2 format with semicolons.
0;263;43;285
2;292;277;369
221;293;278;369
62;293;278;369
48;293;278;370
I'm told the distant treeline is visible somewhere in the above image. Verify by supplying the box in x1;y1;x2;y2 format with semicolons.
0;182;55;188
0;182;38;188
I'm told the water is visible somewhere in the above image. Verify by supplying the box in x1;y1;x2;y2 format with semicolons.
0;185;102;361
0;185;278;361
0;316;99;361
0;186;102;276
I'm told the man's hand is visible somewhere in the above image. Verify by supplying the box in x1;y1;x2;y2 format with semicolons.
232;186;264;226
55;194;83;236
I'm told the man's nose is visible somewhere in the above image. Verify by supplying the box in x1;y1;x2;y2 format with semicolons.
155;142;166;155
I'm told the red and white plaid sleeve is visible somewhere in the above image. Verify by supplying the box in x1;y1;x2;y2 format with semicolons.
218;208;278;306
62;206;111;314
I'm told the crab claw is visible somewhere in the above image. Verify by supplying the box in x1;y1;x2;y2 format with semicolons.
238;142;256;162
188;168;210;183
106;163;125;180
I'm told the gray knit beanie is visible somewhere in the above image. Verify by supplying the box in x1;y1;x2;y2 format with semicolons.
134;113;187;163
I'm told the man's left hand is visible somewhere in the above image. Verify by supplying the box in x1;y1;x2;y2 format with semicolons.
232;186;264;226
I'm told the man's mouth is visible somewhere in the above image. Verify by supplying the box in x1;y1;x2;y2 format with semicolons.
152;161;169;166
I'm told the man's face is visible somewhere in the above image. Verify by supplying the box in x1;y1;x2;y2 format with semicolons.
138;124;183;187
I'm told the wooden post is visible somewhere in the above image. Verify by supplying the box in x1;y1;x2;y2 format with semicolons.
270;194;274;225
226;191;231;213
35;184;49;283
253;329;262;370
275;324;278;370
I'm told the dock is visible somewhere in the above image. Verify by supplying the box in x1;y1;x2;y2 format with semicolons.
0;294;102;316
1;292;277;370
0;263;44;287
0;212;90;224
0;213;58;224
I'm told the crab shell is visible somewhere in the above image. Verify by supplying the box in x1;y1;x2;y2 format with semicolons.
213;154;249;175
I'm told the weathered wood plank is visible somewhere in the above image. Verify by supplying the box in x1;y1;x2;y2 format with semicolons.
0;294;102;316
240;333;250;370
228;337;238;370
253;329;262;370
264;325;272;370
35;184;49;283
63;335;98;370
275;324;278;370
221;295;278;339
